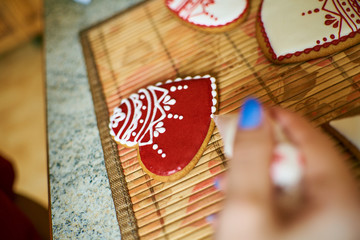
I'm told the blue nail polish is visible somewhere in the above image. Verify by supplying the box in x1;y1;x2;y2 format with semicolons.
214;178;221;190
238;97;262;129
206;214;215;223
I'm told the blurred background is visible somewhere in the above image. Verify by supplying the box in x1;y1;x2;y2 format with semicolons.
0;0;48;237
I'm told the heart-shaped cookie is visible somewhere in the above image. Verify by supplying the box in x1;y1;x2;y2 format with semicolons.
109;76;218;182
166;0;249;33
257;0;360;63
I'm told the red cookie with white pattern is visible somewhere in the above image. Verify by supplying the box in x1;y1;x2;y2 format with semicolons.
257;0;360;63
109;75;218;182
166;0;249;33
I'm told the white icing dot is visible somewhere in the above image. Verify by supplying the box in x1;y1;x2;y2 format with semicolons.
154;131;159;137
158;149;163;154
184;76;192;80
164;95;171;102
161;153;166;158
153;144;158;150
174;78;182;82
142;106;146;110
168;113;173;118
132;132;136;136
174;114;179;119
184;85;188;89
211;114;214;118
155;82;162;86
157;127;165;134
212;91;217;97
178;85;183;90
211;106;216;113
140;119;144;123
194;75;201;79
170;86;176;92
156;121;164;128
167;99;176;105
210;77;216;83
179;116;183;120
203;74;211;78
164;106;171;111
211;83;217;90
166;79;172;83
140;95;145;99
212;98;217;105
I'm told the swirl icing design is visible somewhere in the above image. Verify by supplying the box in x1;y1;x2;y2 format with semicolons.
109;76;217;180
110;86;175;151
166;0;248;28
259;0;360;61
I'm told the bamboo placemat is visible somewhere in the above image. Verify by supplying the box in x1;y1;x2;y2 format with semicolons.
80;0;360;239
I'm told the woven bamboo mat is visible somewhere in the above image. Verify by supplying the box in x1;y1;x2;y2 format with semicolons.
80;0;360;239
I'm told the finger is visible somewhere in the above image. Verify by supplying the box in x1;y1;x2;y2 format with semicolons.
206;213;219;228
214;175;227;192
270;107;357;202
228;98;274;203
216;201;276;240
270;107;345;175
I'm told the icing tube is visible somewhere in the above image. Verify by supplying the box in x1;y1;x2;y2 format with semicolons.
271;121;303;191
213;114;303;191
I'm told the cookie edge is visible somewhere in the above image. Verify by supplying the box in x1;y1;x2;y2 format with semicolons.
256;0;360;64
165;0;249;33
110;75;219;182
138;119;216;182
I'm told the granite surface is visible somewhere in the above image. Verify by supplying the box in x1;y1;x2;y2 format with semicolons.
46;0;143;239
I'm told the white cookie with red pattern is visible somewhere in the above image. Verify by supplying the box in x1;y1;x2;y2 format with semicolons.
257;0;360;63
166;0;249;33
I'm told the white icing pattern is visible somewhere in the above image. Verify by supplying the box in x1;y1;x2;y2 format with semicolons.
109;85;176;149
166;0;247;27
261;0;360;58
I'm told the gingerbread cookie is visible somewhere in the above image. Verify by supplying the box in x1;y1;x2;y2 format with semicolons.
166;0;249;33
257;0;360;63
109;75;218;182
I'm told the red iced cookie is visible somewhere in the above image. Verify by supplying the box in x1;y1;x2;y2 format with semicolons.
109;75;218;182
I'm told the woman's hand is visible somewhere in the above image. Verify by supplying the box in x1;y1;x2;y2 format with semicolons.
215;99;360;240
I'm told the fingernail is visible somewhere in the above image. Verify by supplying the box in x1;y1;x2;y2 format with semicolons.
206;214;216;224
238;97;262;130
214;177;221;190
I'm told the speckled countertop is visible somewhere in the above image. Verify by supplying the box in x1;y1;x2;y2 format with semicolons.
46;0;143;239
